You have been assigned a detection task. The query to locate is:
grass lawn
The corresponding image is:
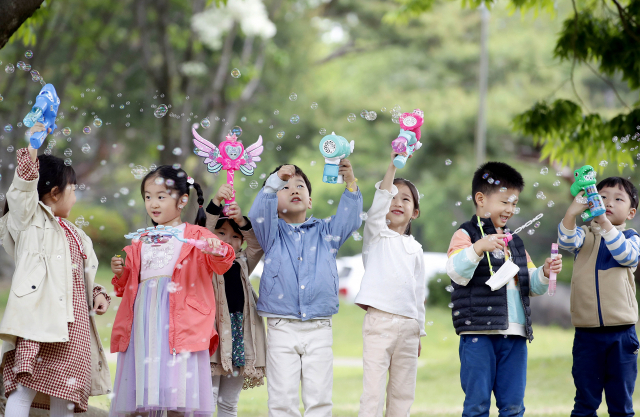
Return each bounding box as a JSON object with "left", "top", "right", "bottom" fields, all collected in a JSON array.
[{"left": 3, "top": 267, "right": 635, "bottom": 416}]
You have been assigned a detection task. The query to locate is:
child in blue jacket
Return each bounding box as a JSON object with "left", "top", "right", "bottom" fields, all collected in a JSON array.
[{"left": 249, "top": 162, "right": 362, "bottom": 417}]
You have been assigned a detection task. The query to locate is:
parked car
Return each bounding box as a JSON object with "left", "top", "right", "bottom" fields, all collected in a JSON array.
[{"left": 248, "top": 252, "right": 448, "bottom": 303}]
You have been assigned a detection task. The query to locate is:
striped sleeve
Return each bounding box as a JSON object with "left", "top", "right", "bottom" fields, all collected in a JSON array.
[
  {"left": 446, "top": 229, "right": 482, "bottom": 286},
  {"left": 601, "top": 228, "right": 640, "bottom": 268},
  {"left": 557, "top": 221, "right": 585, "bottom": 255},
  {"left": 524, "top": 249, "right": 548, "bottom": 296}
]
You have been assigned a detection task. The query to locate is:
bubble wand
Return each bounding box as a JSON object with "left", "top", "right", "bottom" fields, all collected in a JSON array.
[
  {"left": 391, "top": 109, "right": 424, "bottom": 168},
  {"left": 124, "top": 225, "right": 228, "bottom": 256},
  {"left": 548, "top": 243, "right": 558, "bottom": 296},
  {"left": 192, "top": 128, "right": 264, "bottom": 214}
]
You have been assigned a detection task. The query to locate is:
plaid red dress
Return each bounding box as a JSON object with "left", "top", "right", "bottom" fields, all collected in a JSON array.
[{"left": 2, "top": 148, "right": 110, "bottom": 412}]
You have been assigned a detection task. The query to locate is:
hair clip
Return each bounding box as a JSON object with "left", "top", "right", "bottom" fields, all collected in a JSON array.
[{"left": 187, "top": 176, "right": 195, "bottom": 185}]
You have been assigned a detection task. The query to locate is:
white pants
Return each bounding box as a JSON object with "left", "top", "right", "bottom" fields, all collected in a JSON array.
[
  {"left": 358, "top": 308, "right": 420, "bottom": 417},
  {"left": 211, "top": 370, "right": 244, "bottom": 417},
  {"left": 266, "top": 318, "right": 333, "bottom": 417}
]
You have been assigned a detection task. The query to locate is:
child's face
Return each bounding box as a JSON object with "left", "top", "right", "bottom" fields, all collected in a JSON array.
[
  {"left": 276, "top": 174, "right": 312, "bottom": 218},
  {"left": 215, "top": 221, "right": 243, "bottom": 254},
  {"left": 385, "top": 183, "right": 419, "bottom": 232},
  {"left": 475, "top": 188, "right": 520, "bottom": 229},
  {"left": 598, "top": 185, "right": 636, "bottom": 225},
  {"left": 54, "top": 184, "right": 77, "bottom": 218},
  {"left": 144, "top": 178, "right": 186, "bottom": 226}
]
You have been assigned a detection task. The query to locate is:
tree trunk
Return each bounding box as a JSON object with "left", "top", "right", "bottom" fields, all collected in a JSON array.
[{"left": 0, "top": 0, "right": 45, "bottom": 50}]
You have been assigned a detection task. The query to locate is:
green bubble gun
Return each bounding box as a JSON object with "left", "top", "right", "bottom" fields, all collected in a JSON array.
[{"left": 570, "top": 165, "right": 606, "bottom": 222}]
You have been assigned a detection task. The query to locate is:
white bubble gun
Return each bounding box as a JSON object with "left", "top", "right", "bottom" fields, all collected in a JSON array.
[{"left": 548, "top": 243, "right": 558, "bottom": 296}]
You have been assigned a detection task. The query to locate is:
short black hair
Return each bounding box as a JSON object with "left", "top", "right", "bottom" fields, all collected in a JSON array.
[
  {"left": 597, "top": 177, "right": 639, "bottom": 209},
  {"left": 214, "top": 217, "right": 245, "bottom": 242},
  {"left": 264, "top": 164, "right": 312, "bottom": 196},
  {"left": 471, "top": 162, "right": 525, "bottom": 206}
]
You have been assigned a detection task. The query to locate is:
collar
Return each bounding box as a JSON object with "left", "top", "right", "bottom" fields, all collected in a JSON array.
[{"left": 282, "top": 216, "right": 319, "bottom": 228}]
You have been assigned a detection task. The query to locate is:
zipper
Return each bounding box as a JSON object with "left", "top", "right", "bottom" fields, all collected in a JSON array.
[{"left": 595, "top": 238, "right": 605, "bottom": 326}]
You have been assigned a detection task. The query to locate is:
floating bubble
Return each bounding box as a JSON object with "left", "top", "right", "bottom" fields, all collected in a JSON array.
[
  {"left": 5, "top": 64, "right": 15, "bottom": 73},
  {"left": 276, "top": 145, "right": 282, "bottom": 151},
  {"left": 487, "top": 177, "right": 494, "bottom": 184},
  {"left": 533, "top": 182, "right": 539, "bottom": 187},
  {"left": 514, "top": 207, "right": 521, "bottom": 214},
  {"left": 131, "top": 165, "right": 149, "bottom": 179},
  {"left": 465, "top": 320, "right": 471, "bottom": 325},
  {"left": 7, "top": 146, "right": 14, "bottom": 152},
  {"left": 360, "top": 110, "right": 368, "bottom": 118},
  {"left": 231, "top": 126, "right": 242, "bottom": 136},
  {"left": 93, "top": 118, "right": 102, "bottom": 128},
  {"left": 534, "top": 221, "right": 541, "bottom": 228},
  {"left": 328, "top": 199, "right": 334, "bottom": 205},
  {"left": 172, "top": 147, "right": 182, "bottom": 156},
  {"left": 289, "top": 93, "right": 297, "bottom": 101},
  {"left": 352, "top": 231, "right": 363, "bottom": 241},
  {"left": 201, "top": 118, "right": 211, "bottom": 128},
  {"left": 231, "top": 68, "right": 241, "bottom": 78},
  {"left": 527, "top": 229, "right": 535, "bottom": 235},
  {"left": 25, "top": 50, "right": 33, "bottom": 59},
  {"left": 452, "top": 221, "right": 457, "bottom": 226},
  {"left": 445, "top": 285, "right": 454, "bottom": 293},
  {"left": 154, "top": 104, "right": 168, "bottom": 118},
  {"left": 365, "top": 111, "right": 377, "bottom": 121},
  {"left": 62, "top": 127, "right": 71, "bottom": 136},
  {"left": 448, "top": 302, "right": 454, "bottom": 308},
  {"left": 455, "top": 201, "right": 461, "bottom": 206},
  {"left": 311, "top": 102, "right": 318, "bottom": 109},
  {"left": 319, "top": 128, "right": 326, "bottom": 135},
  {"left": 536, "top": 191, "right": 546, "bottom": 200},
  {"left": 81, "top": 144, "right": 91, "bottom": 154},
  {"left": 347, "top": 113, "right": 356, "bottom": 123},
  {"left": 467, "top": 195, "right": 472, "bottom": 201},
  {"left": 290, "top": 114, "right": 300, "bottom": 124},
  {"left": 274, "top": 110, "right": 279, "bottom": 115},
  {"left": 64, "top": 158, "right": 72, "bottom": 166},
  {"left": 492, "top": 249, "right": 504, "bottom": 259},
  {"left": 445, "top": 159, "right": 452, "bottom": 166},
  {"left": 454, "top": 310, "right": 460, "bottom": 316},
  {"left": 547, "top": 200, "right": 555, "bottom": 207},
  {"left": 540, "top": 167, "right": 548, "bottom": 175},
  {"left": 575, "top": 196, "right": 588, "bottom": 204},
  {"left": 0, "top": 95, "right": 3, "bottom": 102},
  {"left": 3, "top": 124, "right": 12, "bottom": 132},
  {"left": 553, "top": 180, "right": 560, "bottom": 186},
  {"left": 83, "top": 126, "right": 91, "bottom": 134},
  {"left": 600, "top": 160, "right": 608, "bottom": 167},
  {"left": 64, "top": 148, "right": 72, "bottom": 157},
  {"left": 30, "top": 70, "right": 41, "bottom": 82},
  {"left": 249, "top": 180, "right": 259, "bottom": 189},
  {"left": 381, "top": 107, "right": 387, "bottom": 112},
  {"left": 277, "top": 131, "right": 285, "bottom": 139}
]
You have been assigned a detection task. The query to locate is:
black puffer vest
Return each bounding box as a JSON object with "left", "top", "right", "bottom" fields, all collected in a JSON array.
[{"left": 450, "top": 215, "right": 533, "bottom": 342}]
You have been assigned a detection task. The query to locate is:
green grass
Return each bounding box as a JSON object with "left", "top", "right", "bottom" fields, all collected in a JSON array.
[{"left": 4, "top": 267, "right": 636, "bottom": 416}]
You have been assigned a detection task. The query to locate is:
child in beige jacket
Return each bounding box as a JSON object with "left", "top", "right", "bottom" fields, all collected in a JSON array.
[{"left": 205, "top": 183, "right": 267, "bottom": 417}]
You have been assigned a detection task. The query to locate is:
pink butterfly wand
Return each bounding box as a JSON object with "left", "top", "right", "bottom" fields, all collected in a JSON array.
[{"left": 192, "top": 127, "right": 264, "bottom": 215}]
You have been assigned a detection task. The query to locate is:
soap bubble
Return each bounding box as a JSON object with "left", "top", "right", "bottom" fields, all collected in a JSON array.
[
  {"left": 30, "top": 70, "right": 41, "bottom": 82},
  {"left": 359, "top": 212, "right": 368, "bottom": 221},
  {"left": 445, "top": 285, "right": 454, "bottom": 293},
  {"left": 492, "top": 249, "right": 504, "bottom": 259},
  {"left": 487, "top": 178, "right": 494, "bottom": 184},
  {"left": 64, "top": 158, "right": 72, "bottom": 166},
  {"left": 536, "top": 191, "right": 546, "bottom": 200},
  {"left": 319, "top": 128, "right": 326, "bottom": 135},
  {"left": 273, "top": 110, "right": 279, "bottom": 115},
  {"left": 154, "top": 104, "right": 168, "bottom": 118},
  {"left": 599, "top": 160, "right": 608, "bottom": 167},
  {"left": 290, "top": 114, "right": 300, "bottom": 124},
  {"left": 365, "top": 111, "right": 377, "bottom": 121},
  {"left": 277, "top": 131, "right": 285, "bottom": 139},
  {"left": 201, "top": 118, "right": 211, "bottom": 129},
  {"left": 347, "top": 113, "right": 356, "bottom": 123},
  {"left": 445, "top": 159, "right": 452, "bottom": 166},
  {"left": 547, "top": 201, "right": 555, "bottom": 207},
  {"left": 575, "top": 196, "right": 588, "bottom": 204},
  {"left": 540, "top": 167, "right": 549, "bottom": 175},
  {"left": 0, "top": 95, "right": 3, "bottom": 102},
  {"left": 289, "top": 93, "right": 297, "bottom": 101},
  {"left": 448, "top": 302, "right": 454, "bottom": 308},
  {"left": 454, "top": 311, "right": 460, "bottom": 316},
  {"left": 499, "top": 187, "right": 507, "bottom": 193},
  {"left": 83, "top": 126, "right": 91, "bottom": 134},
  {"left": 467, "top": 195, "right": 472, "bottom": 201},
  {"left": 93, "top": 118, "right": 103, "bottom": 128},
  {"left": 64, "top": 148, "right": 72, "bottom": 157},
  {"left": 472, "top": 338, "right": 478, "bottom": 343},
  {"left": 455, "top": 201, "right": 461, "bottom": 206},
  {"left": 534, "top": 221, "right": 541, "bottom": 228},
  {"left": 514, "top": 207, "right": 520, "bottom": 214},
  {"left": 231, "top": 68, "right": 241, "bottom": 78},
  {"left": 311, "top": 102, "right": 318, "bottom": 109},
  {"left": 250, "top": 180, "right": 259, "bottom": 189},
  {"left": 120, "top": 105, "right": 125, "bottom": 109},
  {"left": 62, "top": 127, "right": 71, "bottom": 136},
  {"left": 100, "top": 196, "right": 107, "bottom": 203},
  {"left": 231, "top": 126, "right": 242, "bottom": 137},
  {"left": 5, "top": 64, "right": 14, "bottom": 73},
  {"left": 452, "top": 221, "right": 457, "bottom": 226},
  {"left": 81, "top": 144, "right": 90, "bottom": 154},
  {"left": 3, "top": 125, "right": 12, "bottom": 132},
  {"left": 465, "top": 320, "right": 471, "bottom": 325},
  {"left": 172, "top": 147, "right": 182, "bottom": 156},
  {"left": 25, "top": 50, "right": 33, "bottom": 59},
  {"left": 553, "top": 180, "right": 560, "bottom": 186},
  {"left": 527, "top": 229, "right": 535, "bottom": 235},
  {"left": 6, "top": 146, "right": 14, "bottom": 152},
  {"left": 131, "top": 165, "right": 149, "bottom": 179},
  {"left": 352, "top": 232, "right": 363, "bottom": 241},
  {"left": 276, "top": 145, "right": 282, "bottom": 151},
  {"left": 533, "top": 182, "right": 539, "bottom": 187}
]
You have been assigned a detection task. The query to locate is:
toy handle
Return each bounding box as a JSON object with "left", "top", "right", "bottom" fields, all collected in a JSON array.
[
  {"left": 188, "top": 238, "right": 228, "bottom": 256},
  {"left": 502, "top": 232, "right": 513, "bottom": 248},
  {"left": 223, "top": 170, "right": 237, "bottom": 215},
  {"left": 393, "top": 154, "right": 408, "bottom": 169},
  {"left": 548, "top": 243, "right": 558, "bottom": 296}
]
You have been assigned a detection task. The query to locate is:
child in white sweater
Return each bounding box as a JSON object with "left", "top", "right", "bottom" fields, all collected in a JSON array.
[{"left": 354, "top": 150, "right": 426, "bottom": 417}]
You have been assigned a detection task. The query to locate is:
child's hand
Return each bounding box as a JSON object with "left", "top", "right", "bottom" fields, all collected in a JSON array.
[
  {"left": 543, "top": 254, "right": 563, "bottom": 278},
  {"left": 226, "top": 202, "right": 248, "bottom": 227},
  {"left": 567, "top": 191, "right": 589, "bottom": 218},
  {"left": 111, "top": 255, "right": 124, "bottom": 278},
  {"left": 93, "top": 293, "right": 109, "bottom": 315},
  {"left": 473, "top": 234, "right": 507, "bottom": 256},
  {"left": 28, "top": 122, "right": 51, "bottom": 137},
  {"left": 390, "top": 149, "right": 407, "bottom": 163},
  {"left": 213, "top": 183, "right": 234, "bottom": 206},
  {"left": 201, "top": 237, "right": 224, "bottom": 256},
  {"left": 339, "top": 158, "right": 356, "bottom": 186},
  {"left": 277, "top": 165, "right": 296, "bottom": 181}
]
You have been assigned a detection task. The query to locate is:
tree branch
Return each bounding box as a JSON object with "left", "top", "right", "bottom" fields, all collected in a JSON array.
[
  {"left": 611, "top": 0, "right": 640, "bottom": 44},
  {"left": 570, "top": 0, "right": 589, "bottom": 112},
  {"left": 584, "top": 61, "right": 630, "bottom": 109},
  {"left": 0, "top": 0, "right": 45, "bottom": 50}
]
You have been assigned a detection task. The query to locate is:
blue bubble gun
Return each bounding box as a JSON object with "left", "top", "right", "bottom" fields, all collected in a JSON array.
[
  {"left": 318, "top": 132, "right": 355, "bottom": 184},
  {"left": 391, "top": 109, "right": 424, "bottom": 168},
  {"left": 22, "top": 84, "right": 60, "bottom": 149}
]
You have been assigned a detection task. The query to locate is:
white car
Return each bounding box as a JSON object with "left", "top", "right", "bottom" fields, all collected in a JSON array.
[
  {"left": 249, "top": 252, "right": 448, "bottom": 303},
  {"left": 337, "top": 252, "right": 448, "bottom": 303}
]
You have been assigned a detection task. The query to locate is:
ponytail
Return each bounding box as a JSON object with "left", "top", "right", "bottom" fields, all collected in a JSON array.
[{"left": 191, "top": 182, "right": 206, "bottom": 227}]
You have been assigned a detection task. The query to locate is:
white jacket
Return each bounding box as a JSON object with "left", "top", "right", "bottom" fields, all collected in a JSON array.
[
  {"left": 0, "top": 169, "right": 111, "bottom": 396},
  {"left": 354, "top": 181, "right": 426, "bottom": 336}
]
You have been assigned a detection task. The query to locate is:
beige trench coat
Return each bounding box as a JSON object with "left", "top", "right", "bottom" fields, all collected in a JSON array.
[
  {"left": 206, "top": 211, "right": 267, "bottom": 389},
  {"left": 0, "top": 170, "right": 111, "bottom": 399}
]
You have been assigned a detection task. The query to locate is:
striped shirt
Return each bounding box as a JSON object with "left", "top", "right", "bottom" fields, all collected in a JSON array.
[{"left": 558, "top": 222, "right": 640, "bottom": 268}]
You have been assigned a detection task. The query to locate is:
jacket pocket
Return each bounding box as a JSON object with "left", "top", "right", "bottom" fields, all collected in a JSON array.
[
  {"left": 186, "top": 296, "right": 211, "bottom": 315},
  {"left": 12, "top": 252, "right": 47, "bottom": 297}
]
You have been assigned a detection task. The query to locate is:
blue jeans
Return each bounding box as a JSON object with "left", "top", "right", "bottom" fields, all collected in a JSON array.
[
  {"left": 459, "top": 334, "right": 527, "bottom": 417},
  {"left": 571, "top": 326, "right": 639, "bottom": 417}
]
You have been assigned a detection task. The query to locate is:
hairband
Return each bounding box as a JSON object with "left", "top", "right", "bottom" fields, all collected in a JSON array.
[{"left": 187, "top": 176, "right": 194, "bottom": 185}]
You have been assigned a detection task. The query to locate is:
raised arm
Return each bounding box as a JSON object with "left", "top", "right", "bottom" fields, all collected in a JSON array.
[
  {"left": 7, "top": 147, "right": 40, "bottom": 232},
  {"left": 248, "top": 172, "right": 287, "bottom": 253}
]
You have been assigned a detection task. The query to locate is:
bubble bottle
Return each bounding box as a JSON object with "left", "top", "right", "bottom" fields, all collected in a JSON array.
[
  {"left": 548, "top": 243, "right": 558, "bottom": 296},
  {"left": 570, "top": 165, "right": 606, "bottom": 222},
  {"left": 23, "top": 84, "right": 60, "bottom": 149}
]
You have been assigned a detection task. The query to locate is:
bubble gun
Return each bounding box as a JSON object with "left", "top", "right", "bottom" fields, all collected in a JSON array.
[
  {"left": 548, "top": 243, "right": 558, "bottom": 296},
  {"left": 319, "top": 132, "right": 355, "bottom": 184},
  {"left": 570, "top": 165, "right": 606, "bottom": 222},
  {"left": 124, "top": 226, "right": 228, "bottom": 256},
  {"left": 192, "top": 128, "right": 263, "bottom": 215},
  {"left": 22, "top": 84, "right": 60, "bottom": 149},
  {"left": 391, "top": 109, "right": 424, "bottom": 168}
]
